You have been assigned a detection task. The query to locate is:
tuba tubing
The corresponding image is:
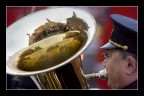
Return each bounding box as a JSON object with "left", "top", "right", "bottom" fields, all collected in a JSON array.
[
  {"left": 30, "top": 56, "right": 89, "bottom": 89},
  {"left": 30, "top": 56, "right": 107, "bottom": 89},
  {"left": 84, "top": 69, "right": 108, "bottom": 80}
]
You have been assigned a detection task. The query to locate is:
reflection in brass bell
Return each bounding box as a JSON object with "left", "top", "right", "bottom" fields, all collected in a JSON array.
[{"left": 17, "top": 31, "right": 86, "bottom": 71}]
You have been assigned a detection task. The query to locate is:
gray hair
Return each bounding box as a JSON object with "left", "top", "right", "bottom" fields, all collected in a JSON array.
[{"left": 118, "top": 49, "right": 137, "bottom": 60}]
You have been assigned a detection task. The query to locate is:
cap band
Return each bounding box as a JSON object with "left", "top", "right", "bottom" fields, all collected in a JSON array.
[{"left": 109, "top": 40, "right": 128, "bottom": 50}]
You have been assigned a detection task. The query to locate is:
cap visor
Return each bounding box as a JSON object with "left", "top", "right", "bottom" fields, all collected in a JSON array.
[{"left": 100, "top": 42, "right": 117, "bottom": 50}]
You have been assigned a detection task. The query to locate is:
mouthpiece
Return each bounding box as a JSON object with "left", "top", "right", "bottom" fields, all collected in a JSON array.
[{"left": 84, "top": 69, "right": 108, "bottom": 80}]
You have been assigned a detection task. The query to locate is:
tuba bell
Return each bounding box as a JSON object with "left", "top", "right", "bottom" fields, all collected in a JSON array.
[{"left": 6, "top": 7, "right": 107, "bottom": 89}]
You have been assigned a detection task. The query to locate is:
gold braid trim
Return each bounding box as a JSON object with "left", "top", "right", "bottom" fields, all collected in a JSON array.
[{"left": 109, "top": 40, "right": 128, "bottom": 50}]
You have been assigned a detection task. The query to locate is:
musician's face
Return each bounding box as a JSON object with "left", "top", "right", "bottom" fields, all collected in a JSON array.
[{"left": 102, "top": 50, "right": 128, "bottom": 89}]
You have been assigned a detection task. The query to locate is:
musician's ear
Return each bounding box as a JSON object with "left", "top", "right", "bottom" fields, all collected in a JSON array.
[{"left": 125, "top": 56, "right": 137, "bottom": 75}]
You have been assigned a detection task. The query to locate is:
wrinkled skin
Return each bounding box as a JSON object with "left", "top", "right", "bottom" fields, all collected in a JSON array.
[{"left": 102, "top": 50, "right": 137, "bottom": 89}]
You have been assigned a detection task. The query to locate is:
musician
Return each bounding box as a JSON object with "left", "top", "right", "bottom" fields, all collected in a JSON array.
[{"left": 100, "top": 14, "right": 137, "bottom": 89}]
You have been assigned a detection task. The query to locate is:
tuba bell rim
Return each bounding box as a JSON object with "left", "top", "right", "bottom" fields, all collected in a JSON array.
[{"left": 6, "top": 7, "right": 97, "bottom": 76}]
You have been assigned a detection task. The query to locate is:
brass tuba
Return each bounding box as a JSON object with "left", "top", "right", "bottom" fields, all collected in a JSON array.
[{"left": 6, "top": 7, "right": 107, "bottom": 89}]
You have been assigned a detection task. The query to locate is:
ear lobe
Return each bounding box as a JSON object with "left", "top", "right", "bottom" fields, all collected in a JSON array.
[{"left": 126, "top": 56, "right": 137, "bottom": 75}]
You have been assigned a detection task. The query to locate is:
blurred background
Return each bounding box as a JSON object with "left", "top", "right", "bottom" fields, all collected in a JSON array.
[{"left": 6, "top": 6, "right": 137, "bottom": 90}]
